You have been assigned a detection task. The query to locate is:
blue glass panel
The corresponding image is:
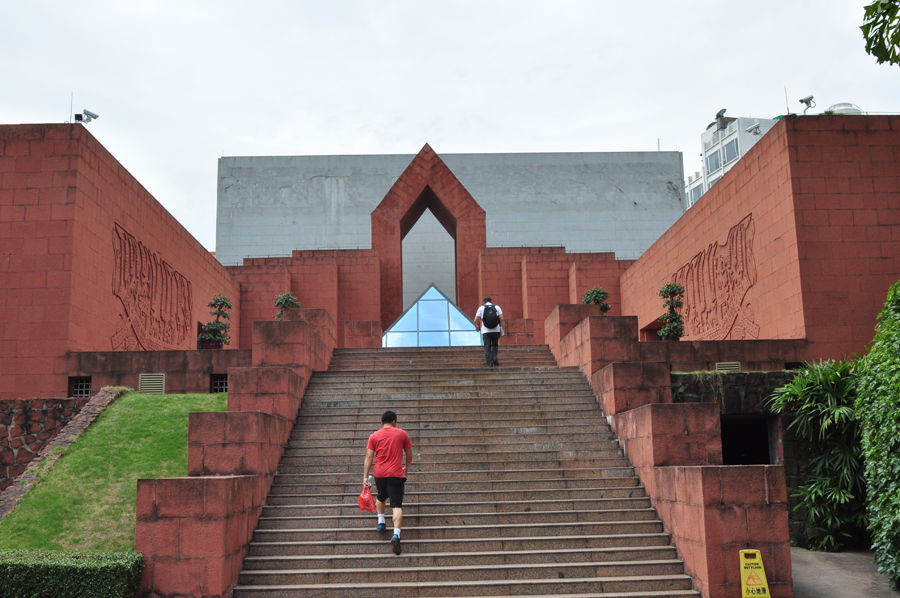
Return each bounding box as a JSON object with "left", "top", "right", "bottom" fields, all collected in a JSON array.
[
  {"left": 450, "top": 330, "right": 482, "bottom": 346},
  {"left": 449, "top": 306, "right": 475, "bottom": 330},
  {"left": 384, "top": 332, "right": 417, "bottom": 347},
  {"left": 418, "top": 300, "right": 448, "bottom": 331},
  {"left": 420, "top": 287, "right": 443, "bottom": 300},
  {"left": 419, "top": 331, "right": 450, "bottom": 347},
  {"left": 390, "top": 306, "right": 418, "bottom": 332}
]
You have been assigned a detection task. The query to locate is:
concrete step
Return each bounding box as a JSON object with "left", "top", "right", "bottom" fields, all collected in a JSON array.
[
  {"left": 238, "top": 558, "right": 686, "bottom": 585},
  {"left": 246, "top": 531, "right": 675, "bottom": 556},
  {"left": 241, "top": 544, "right": 678, "bottom": 570},
  {"left": 294, "top": 411, "right": 605, "bottom": 426},
  {"left": 272, "top": 466, "right": 635, "bottom": 484},
  {"left": 263, "top": 496, "right": 649, "bottom": 515},
  {"left": 264, "top": 486, "right": 647, "bottom": 507},
  {"left": 232, "top": 574, "right": 695, "bottom": 597},
  {"left": 261, "top": 498, "right": 653, "bottom": 519},
  {"left": 253, "top": 520, "right": 664, "bottom": 543},
  {"left": 267, "top": 477, "right": 640, "bottom": 495},
  {"left": 285, "top": 434, "right": 617, "bottom": 450},
  {"left": 275, "top": 457, "right": 633, "bottom": 474},
  {"left": 293, "top": 422, "right": 612, "bottom": 437},
  {"left": 282, "top": 441, "right": 621, "bottom": 458},
  {"left": 256, "top": 508, "right": 660, "bottom": 530}
]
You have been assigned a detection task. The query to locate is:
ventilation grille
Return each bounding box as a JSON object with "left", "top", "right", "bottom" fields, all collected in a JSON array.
[
  {"left": 715, "top": 362, "right": 741, "bottom": 372},
  {"left": 139, "top": 373, "right": 166, "bottom": 394}
]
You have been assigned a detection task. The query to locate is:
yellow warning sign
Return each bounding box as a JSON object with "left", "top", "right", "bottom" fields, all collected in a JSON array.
[{"left": 740, "top": 549, "right": 771, "bottom": 597}]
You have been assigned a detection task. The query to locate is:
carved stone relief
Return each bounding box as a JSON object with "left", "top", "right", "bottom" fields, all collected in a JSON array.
[
  {"left": 111, "top": 224, "right": 193, "bottom": 350},
  {"left": 673, "top": 213, "right": 759, "bottom": 340}
]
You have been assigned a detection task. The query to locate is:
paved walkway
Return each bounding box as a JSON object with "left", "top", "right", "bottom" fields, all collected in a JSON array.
[{"left": 792, "top": 547, "right": 899, "bottom": 597}]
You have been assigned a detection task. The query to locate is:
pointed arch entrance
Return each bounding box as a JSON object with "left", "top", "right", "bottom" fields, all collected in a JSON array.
[{"left": 371, "top": 144, "right": 486, "bottom": 330}]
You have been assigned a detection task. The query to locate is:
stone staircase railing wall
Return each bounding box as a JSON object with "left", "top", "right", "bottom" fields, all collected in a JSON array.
[
  {"left": 546, "top": 305, "right": 807, "bottom": 598},
  {"left": 135, "top": 309, "right": 336, "bottom": 598}
]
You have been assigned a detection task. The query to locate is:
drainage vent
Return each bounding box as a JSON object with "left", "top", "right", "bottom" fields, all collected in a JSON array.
[
  {"left": 715, "top": 362, "right": 741, "bottom": 372},
  {"left": 139, "top": 373, "right": 166, "bottom": 394}
]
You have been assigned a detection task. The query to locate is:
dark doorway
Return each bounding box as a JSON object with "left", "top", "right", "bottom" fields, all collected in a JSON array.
[{"left": 721, "top": 416, "right": 772, "bottom": 465}]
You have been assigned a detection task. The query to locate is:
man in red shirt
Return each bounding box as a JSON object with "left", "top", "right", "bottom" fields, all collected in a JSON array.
[{"left": 363, "top": 410, "right": 413, "bottom": 555}]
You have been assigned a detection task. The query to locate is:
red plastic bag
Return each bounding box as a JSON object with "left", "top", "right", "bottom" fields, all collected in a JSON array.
[{"left": 358, "top": 485, "right": 376, "bottom": 511}]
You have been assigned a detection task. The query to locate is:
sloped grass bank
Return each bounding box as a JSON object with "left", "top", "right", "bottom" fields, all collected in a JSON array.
[{"left": 0, "top": 392, "right": 226, "bottom": 552}]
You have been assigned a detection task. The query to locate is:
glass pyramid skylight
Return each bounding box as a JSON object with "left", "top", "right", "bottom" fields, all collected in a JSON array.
[{"left": 382, "top": 284, "right": 483, "bottom": 347}]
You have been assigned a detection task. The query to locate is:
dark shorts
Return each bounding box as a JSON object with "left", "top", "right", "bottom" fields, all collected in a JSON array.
[{"left": 374, "top": 476, "right": 406, "bottom": 507}]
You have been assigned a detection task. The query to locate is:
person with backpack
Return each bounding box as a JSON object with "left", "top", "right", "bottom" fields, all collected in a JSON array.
[{"left": 474, "top": 297, "right": 503, "bottom": 368}]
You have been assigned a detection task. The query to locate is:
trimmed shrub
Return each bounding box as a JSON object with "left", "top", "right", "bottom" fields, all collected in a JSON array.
[
  {"left": 857, "top": 280, "right": 900, "bottom": 586},
  {"left": 768, "top": 360, "right": 866, "bottom": 551},
  {"left": 657, "top": 282, "right": 685, "bottom": 339},
  {"left": 0, "top": 549, "right": 142, "bottom": 598},
  {"left": 582, "top": 287, "right": 611, "bottom": 314},
  {"left": 198, "top": 295, "right": 233, "bottom": 346},
  {"left": 275, "top": 292, "right": 301, "bottom": 320}
]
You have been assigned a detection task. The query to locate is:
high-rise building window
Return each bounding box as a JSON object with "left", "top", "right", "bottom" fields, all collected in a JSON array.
[
  {"left": 724, "top": 139, "right": 739, "bottom": 164},
  {"left": 707, "top": 150, "right": 722, "bottom": 173}
]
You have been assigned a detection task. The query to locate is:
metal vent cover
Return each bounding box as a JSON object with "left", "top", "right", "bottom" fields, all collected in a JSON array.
[
  {"left": 139, "top": 373, "right": 166, "bottom": 394},
  {"left": 715, "top": 362, "right": 741, "bottom": 372}
]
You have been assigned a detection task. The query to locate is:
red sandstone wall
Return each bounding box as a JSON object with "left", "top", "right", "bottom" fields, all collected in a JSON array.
[
  {"left": 0, "top": 124, "right": 241, "bottom": 399},
  {"left": 229, "top": 251, "right": 378, "bottom": 349},
  {"left": 621, "top": 117, "right": 802, "bottom": 345},
  {"left": 1, "top": 126, "right": 78, "bottom": 399},
  {"left": 480, "top": 248, "right": 633, "bottom": 345},
  {"left": 568, "top": 253, "right": 633, "bottom": 312},
  {"left": 788, "top": 116, "right": 900, "bottom": 358},
  {"left": 620, "top": 115, "right": 900, "bottom": 361}
]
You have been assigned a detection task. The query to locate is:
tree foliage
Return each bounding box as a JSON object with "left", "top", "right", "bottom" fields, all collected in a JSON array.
[
  {"left": 768, "top": 360, "right": 867, "bottom": 551},
  {"left": 857, "top": 279, "right": 900, "bottom": 586},
  {"left": 862, "top": 0, "right": 900, "bottom": 66}
]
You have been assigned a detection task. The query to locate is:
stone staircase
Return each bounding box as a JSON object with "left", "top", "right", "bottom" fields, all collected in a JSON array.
[{"left": 233, "top": 346, "right": 699, "bottom": 597}]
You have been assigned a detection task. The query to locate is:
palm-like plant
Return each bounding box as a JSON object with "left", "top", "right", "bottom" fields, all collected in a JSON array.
[{"left": 768, "top": 360, "right": 866, "bottom": 551}]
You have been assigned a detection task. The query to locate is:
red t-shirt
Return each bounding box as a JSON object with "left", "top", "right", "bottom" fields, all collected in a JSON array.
[{"left": 367, "top": 426, "right": 412, "bottom": 478}]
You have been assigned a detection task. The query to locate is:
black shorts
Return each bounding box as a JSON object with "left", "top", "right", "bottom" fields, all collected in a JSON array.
[{"left": 374, "top": 476, "right": 406, "bottom": 507}]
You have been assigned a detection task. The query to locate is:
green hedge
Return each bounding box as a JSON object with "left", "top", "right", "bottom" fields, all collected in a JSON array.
[
  {"left": 0, "top": 550, "right": 142, "bottom": 598},
  {"left": 857, "top": 280, "right": 900, "bottom": 587}
]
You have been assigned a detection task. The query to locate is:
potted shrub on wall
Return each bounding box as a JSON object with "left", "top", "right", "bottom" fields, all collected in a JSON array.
[
  {"left": 582, "top": 286, "right": 611, "bottom": 315},
  {"left": 198, "top": 295, "right": 232, "bottom": 349},
  {"left": 657, "top": 282, "right": 685, "bottom": 340},
  {"left": 275, "top": 292, "right": 301, "bottom": 320}
]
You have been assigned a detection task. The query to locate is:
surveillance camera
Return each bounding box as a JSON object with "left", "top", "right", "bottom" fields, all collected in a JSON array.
[
  {"left": 745, "top": 124, "right": 762, "bottom": 135},
  {"left": 799, "top": 95, "right": 814, "bottom": 105},
  {"left": 82, "top": 110, "right": 99, "bottom": 120}
]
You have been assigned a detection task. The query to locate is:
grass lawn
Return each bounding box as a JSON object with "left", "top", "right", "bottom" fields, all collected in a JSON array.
[{"left": 0, "top": 392, "right": 226, "bottom": 552}]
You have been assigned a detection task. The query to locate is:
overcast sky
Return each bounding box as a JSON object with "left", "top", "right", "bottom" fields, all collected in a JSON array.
[{"left": 3, "top": 1, "right": 898, "bottom": 250}]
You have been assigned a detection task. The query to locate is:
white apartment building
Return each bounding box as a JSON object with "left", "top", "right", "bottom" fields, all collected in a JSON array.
[{"left": 685, "top": 113, "right": 779, "bottom": 208}]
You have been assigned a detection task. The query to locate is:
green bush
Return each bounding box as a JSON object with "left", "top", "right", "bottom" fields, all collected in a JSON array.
[
  {"left": 582, "top": 287, "right": 611, "bottom": 314},
  {"left": 0, "top": 550, "right": 142, "bottom": 598},
  {"left": 768, "top": 360, "right": 867, "bottom": 551},
  {"left": 857, "top": 279, "right": 900, "bottom": 586}
]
